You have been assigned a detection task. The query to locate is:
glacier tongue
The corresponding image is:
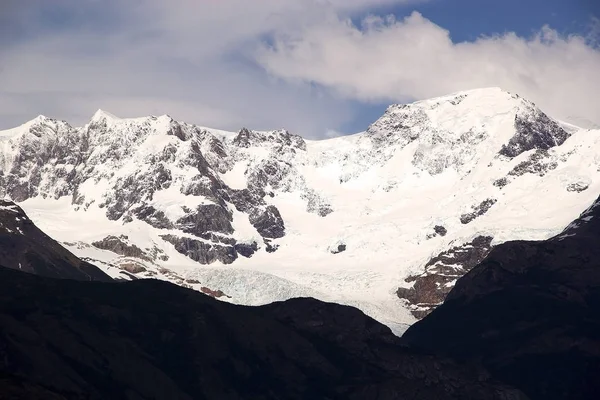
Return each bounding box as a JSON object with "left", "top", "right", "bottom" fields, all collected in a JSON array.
[{"left": 2, "top": 87, "right": 600, "bottom": 331}]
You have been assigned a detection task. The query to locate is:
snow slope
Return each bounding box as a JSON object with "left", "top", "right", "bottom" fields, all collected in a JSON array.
[{"left": 2, "top": 87, "right": 599, "bottom": 334}]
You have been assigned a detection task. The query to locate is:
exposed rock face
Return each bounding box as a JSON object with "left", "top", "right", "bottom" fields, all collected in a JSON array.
[
  {"left": 330, "top": 243, "right": 347, "bottom": 254},
  {"left": 492, "top": 177, "right": 509, "bottom": 188},
  {"left": 460, "top": 199, "right": 497, "bottom": 224},
  {"left": 434, "top": 225, "right": 448, "bottom": 236},
  {"left": 119, "top": 261, "right": 147, "bottom": 274},
  {"left": 265, "top": 240, "right": 279, "bottom": 253},
  {"left": 233, "top": 128, "right": 306, "bottom": 151},
  {"left": 92, "top": 235, "right": 149, "bottom": 260},
  {"left": 249, "top": 205, "right": 285, "bottom": 239},
  {"left": 567, "top": 181, "right": 590, "bottom": 192},
  {"left": 397, "top": 236, "right": 494, "bottom": 318},
  {"left": 427, "top": 225, "right": 448, "bottom": 239},
  {"left": 367, "top": 98, "right": 490, "bottom": 176},
  {"left": 0, "top": 200, "right": 111, "bottom": 282},
  {"left": 403, "top": 198, "right": 600, "bottom": 400},
  {"left": 499, "top": 102, "right": 570, "bottom": 158},
  {"left": 91, "top": 235, "right": 169, "bottom": 266},
  {"left": 0, "top": 266, "right": 526, "bottom": 400},
  {"left": 509, "top": 149, "right": 558, "bottom": 177},
  {"left": 233, "top": 241, "right": 258, "bottom": 258},
  {"left": 200, "top": 286, "right": 230, "bottom": 298},
  {"left": 494, "top": 146, "right": 572, "bottom": 189},
  {"left": 0, "top": 115, "right": 298, "bottom": 265},
  {"left": 367, "top": 104, "right": 428, "bottom": 149},
  {"left": 161, "top": 234, "right": 238, "bottom": 264},
  {"left": 176, "top": 204, "right": 234, "bottom": 236}
]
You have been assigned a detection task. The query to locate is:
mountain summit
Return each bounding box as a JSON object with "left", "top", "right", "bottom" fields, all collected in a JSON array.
[{"left": 1, "top": 87, "right": 599, "bottom": 330}]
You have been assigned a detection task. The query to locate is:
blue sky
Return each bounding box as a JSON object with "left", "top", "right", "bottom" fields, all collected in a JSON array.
[
  {"left": 390, "top": 0, "right": 598, "bottom": 40},
  {"left": 0, "top": 0, "right": 598, "bottom": 137}
]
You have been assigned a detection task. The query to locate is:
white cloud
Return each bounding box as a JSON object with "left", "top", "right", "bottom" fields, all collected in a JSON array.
[
  {"left": 1, "top": 1, "right": 598, "bottom": 139},
  {"left": 256, "top": 11, "right": 600, "bottom": 127},
  {"left": 0, "top": 0, "right": 423, "bottom": 137}
]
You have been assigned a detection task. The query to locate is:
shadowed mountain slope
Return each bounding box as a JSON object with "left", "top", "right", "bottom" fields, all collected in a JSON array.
[
  {"left": 0, "top": 200, "right": 111, "bottom": 281},
  {"left": 0, "top": 266, "right": 523, "bottom": 400},
  {"left": 403, "top": 196, "right": 600, "bottom": 400}
]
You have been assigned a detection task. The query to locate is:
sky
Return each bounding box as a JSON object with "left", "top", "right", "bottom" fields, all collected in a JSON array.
[{"left": 0, "top": 0, "right": 598, "bottom": 138}]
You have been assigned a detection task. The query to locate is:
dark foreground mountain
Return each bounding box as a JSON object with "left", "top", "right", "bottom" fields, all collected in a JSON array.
[
  {"left": 0, "top": 266, "right": 523, "bottom": 400},
  {"left": 404, "top": 197, "right": 600, "bottom": 400},
  {"left": 0, "top": 200, "right": 111, "bottom": 281}
]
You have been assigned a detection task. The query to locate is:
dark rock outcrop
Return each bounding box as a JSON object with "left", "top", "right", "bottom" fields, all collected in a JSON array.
[
  {"left": 0, "top": 200, "right": 111, "bottom": 282},
  {"left": 404, "top": 198, "right": 600, "bottom": 400},
  {"left": 0, "top": 266, "right": 526, "bottom": 400},
  {"left": 567, "top": 181, "right": 590, "bottom": 193},
  {"left": 161, "top": 234, "right": 238, "bottom": 264},
  {"left": 460, "top": 198, "right": 497, "bottom": 224},
  {"left": 176, "top": 204, "right": 234, "bottom": 236},
  {"left": 499, "top": 105, "right": 570, "bottom": 158},
  {"left": 249, "top": 205, "right": 286, "bottom": 239},
  {"left": 200, "top": 286, "right": 230, "bottom": 298},
  {"left": 119, "top": 261, "right": 147, "bottom": 274},
  {"left": 397, "top": 236, "right": 494, "bottom": 318},
  {"left": 508, "top": 149, "right": 558, "bottom": 177},
  {"left": 331, "top": 243, "right": 347, "bottom": 254},
  {"left": 493, "top": 177, "right": 509, "bottom": 188},
  {"left": 92, "top": 235, "right": 149, "bottom": 260},
  {"left": 434, "top": 225, "right": 448, "bottom": 236},
  {"left": 265, "top": 239, "right": 280, "bottom": 253},
  {"left": 233, "top": 241, "right": 258, "bottom": 258},
  {"left": 233, "top": 128, "right": 306, "bottom": 151}
]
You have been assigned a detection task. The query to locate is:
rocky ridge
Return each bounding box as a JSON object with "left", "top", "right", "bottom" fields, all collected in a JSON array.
[
  {"left": 2, "top": 87, "right": 600, "bottom": 328},
  {"left": 397, "top": 236, "right": 494, "bottom": 318}
]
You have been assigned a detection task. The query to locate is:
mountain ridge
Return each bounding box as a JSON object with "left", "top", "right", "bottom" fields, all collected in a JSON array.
[{"left": 1, "top": 86, "right": 599, "bottom": 331}]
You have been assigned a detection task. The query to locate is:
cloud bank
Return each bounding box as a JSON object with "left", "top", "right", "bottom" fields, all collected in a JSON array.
[
  {"left": 1, "top": 1, "right": 598, "bottom": 138},
  {"left": 256, "top": 11, "right": 600, "bottom": 128}
]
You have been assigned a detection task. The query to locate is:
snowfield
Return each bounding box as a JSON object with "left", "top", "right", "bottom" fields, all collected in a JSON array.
[{"left": 3, "top": 87, "right": 600, "bottom": 334}]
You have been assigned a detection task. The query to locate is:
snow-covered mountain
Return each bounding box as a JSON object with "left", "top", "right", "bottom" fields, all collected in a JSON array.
[{"left": 2, "top": 87, "right": 599, "bottom": 333}]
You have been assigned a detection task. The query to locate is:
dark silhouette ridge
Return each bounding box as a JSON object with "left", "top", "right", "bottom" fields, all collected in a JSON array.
[
  {"left": 404, "top": 196, "right": 600, "bottom": 400},
  {"left": 0, "top": 200, "right": 111, "bottom": 282},
  {"left": 0, "top": 266, "right": 523, "bottom": 400}
]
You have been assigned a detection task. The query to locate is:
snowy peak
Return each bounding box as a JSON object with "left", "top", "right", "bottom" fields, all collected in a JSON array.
[
  {"left": 364, "top": 87, "right": 571, "bottom": 175},
  {"left": 500, "top": 99, "right": 569, "bottom": 158},
  {"left": 0, "top": 115, "right": 67, "bottom": 141},
  {"left": 90, "top": 109, "right": 120, "bottom": 123}
]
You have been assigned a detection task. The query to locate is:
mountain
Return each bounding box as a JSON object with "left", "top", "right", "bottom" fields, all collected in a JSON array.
[
  {"left": 0, "top": 200, "right": 111, "bottom": 281},
  {"left": 403, "top": 194, "right": 600, "bottom": 400},
  {"left": 0, "top": 266, "right": 525, "bottom": 400},
  {"left": 2, "top": 87, "right": 600, "bottom": 331}
]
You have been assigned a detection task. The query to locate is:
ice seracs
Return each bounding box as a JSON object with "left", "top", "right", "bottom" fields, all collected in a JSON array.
[{"left": 2, "top": 87, "right": 600, "bottom": 333}]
